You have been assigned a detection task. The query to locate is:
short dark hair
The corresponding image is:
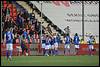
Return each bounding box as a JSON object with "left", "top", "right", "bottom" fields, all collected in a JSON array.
[
  {"left": 66, "top": 33, "right": 69, "bottom": 36},
  {"left": 75, "top": 33, "right": 78, "bottom": 36}
]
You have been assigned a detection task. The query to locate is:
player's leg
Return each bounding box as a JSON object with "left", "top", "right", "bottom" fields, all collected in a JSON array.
[
  {"left": 45, "top": 45, "right": 49, "bottom": 56},
  {"left": 88, "top": 45, "right": 93, "bottom": 56},
  {"left": 88, "top": 45, "right": 91, "bottom": 55},
  {"left": 67, "top": 44, "right": 70, "bottom": 55},
  {"left": 91, "top": 45, "right": 94, "bottom": 55},
  {"left": 42, "top": 43, "right": 45, "bottom": 56},
  {"left": 54, "top": 43, "right": 58, "bottom": 55},
  {"left": 64, "top": 45, "right": 66, "bottom": 55},
  {"left": 9, "top": 44, "right": 13, "bottom": 60},
  {"left": 75, "top": 45, "right": 79, "bottom": 55},
  {"left": 6, "top": 44, "right": 9, "bottom": 60},
  {"left": 6, "top": 50, "right": 9, "bottom": 60},
  {"left": 25, "top": 47, "right": 28, "bottom": 56},
  {"left": 76, "top": 45, "right": 79, "bottom": 55},
  {"left": 21, "top": 47, "right": 25, "bottom": 55},
  {"left": 51, "top": 45, "right": 54, "bottom": 56},
  {"left": 48, "top": 45, "right": 51, "bottom": 55}
]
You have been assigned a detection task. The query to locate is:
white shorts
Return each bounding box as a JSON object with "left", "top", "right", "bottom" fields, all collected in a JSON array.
[
  {"left": 49, "top": 45, "right": 51, "bottom": 49},
  {"left": 65, "top": 44, "right": 70, "bottom": 49},
  {"left": 88, "top": 45, "right": 94, "bottom": 49},
  {"left": 42, "top": 43, "right": 45, "bottom": 48},
  {"left": 54, "top": 42, "right": 58, "bottom": 48},
  {"left": 51, "top": 45, "right": 55, "bottom": 49},
  {"left": 75, "top": 45, "right": 79, "bottom": 48},
  {"left": 45, "top": 45, "right": 51, "bottom": 50},
  {"left": 6, "top": 43, "right": 13, "bottom": 50}
]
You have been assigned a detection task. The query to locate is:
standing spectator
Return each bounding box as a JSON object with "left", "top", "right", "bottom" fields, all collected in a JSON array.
[
  {"left": 16, "top": 13, "right": 23, "bottom": 29},
  {"left": 64, "top": 26, "right": 70, "bottom": 35},
  {"left": 46, "top": 25, "right": 52, "bottom": 34},
  {"left": 29, "top": 26, "right": 35, "bottom": 44},
  {"left": 5, "top": 5, "right": 10, "bottom": 18},
  {"left": 4, "top": 16, "right": 11, "bottom": 30},
  {"left": 9, "top": 18, "right": 15, "bottom": 32}
]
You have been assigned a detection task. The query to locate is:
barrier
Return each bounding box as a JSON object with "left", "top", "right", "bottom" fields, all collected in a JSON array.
[
  {"left": 1, "top": 43, "right": 99, "bottom": 56},
  {"left": 79, "top": 44, "right": 99, "bottom": 55},
  {"left": 1, "top": 44, "right": 31, "bottom": 56}
]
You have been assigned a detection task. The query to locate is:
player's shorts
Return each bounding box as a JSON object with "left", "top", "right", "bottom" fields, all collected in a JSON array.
[
  {"left": 45, "top": 45, "right": 51, "bottom": 50},
  {"left": 6, "top": 43, "right": 13, "bottom": 50},
  {"left": 54, "top": 42, "right": 58, "bottom": 48},
  {"left": 65, "top": 44, "right": 70, "bottom": 49},
  {"left": 51, "top": 45, "right": 55, "bottom": 49},
  {"left": 88, "top": 45, "right": 94, "bottom": 49},
  {"left": 75, "top": 45, "right": 79, "bottom": 49},
  {"left": 49, "top": 45, "right": 52, "bottom": 49},
  {"left": 42, "top": 43, "right": 45, "bottom": 48}
]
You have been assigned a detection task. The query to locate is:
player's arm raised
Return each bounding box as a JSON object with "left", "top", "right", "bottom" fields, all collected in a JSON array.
[{"left": 3, "top": 34, "right": 6, "bottom": 47}]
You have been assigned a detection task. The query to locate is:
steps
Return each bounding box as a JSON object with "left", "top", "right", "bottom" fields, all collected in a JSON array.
[
  {"left": 16, "top": 1, "right": 32, "bottom": 13},
  {"left": 16, "top": 1, "right": 60, "bottom": 36}
]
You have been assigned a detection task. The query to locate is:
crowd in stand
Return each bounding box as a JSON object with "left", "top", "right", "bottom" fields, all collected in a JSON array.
[{"left": 2, "top": 1, "right": 41, "bottom": 44}]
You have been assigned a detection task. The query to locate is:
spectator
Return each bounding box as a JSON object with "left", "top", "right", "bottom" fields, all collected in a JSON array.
[
  {"left": 46, "top": 25, "right": 52, "bottom": 34},
  {"left": 4, "top": 16, "right": 11, "bottom": 30},
  {"left": 29, "top": 26, "right": 35, "bottom": 44},
  {"left": 5, "top": 5, "right": 10, "bottom": 18},
  {"left": 9, "top": 18, "right": 16, "bottom": 32},
  {"left": 64, "top": 26, "right": 70, "bottom": 35},
  {"left": 16, "top": 13, "right": 24, "bottom": 29}
]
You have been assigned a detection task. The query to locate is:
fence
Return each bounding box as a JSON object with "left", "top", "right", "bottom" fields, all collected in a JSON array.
[{"left": 1, "top": 43, "right": 99, "bottom": 56}]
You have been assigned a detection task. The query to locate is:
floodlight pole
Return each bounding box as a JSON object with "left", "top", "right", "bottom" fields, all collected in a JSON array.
[
  {"left": 82, "top": 1, "right": 84, "bottom": 41},
  {"left": 40, "top": 1, "right": 43, "bottom": 46}
]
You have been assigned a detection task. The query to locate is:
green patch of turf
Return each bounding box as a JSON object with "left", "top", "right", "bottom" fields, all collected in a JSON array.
[{"left": 1, "top": 55, "right": 99, "bottom": 66}]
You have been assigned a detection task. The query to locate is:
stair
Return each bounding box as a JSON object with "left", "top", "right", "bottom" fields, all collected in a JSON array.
[
  {"left": 16, "top": 1, "right": 32, "bottom": 13},
  {"left": 16, "top": 1, "right": 61, "bottom": 36}
]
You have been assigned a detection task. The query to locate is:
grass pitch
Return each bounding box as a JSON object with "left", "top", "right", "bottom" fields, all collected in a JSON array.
[{"left": 1, "top": 55, "right": 99, "bottom": 66}]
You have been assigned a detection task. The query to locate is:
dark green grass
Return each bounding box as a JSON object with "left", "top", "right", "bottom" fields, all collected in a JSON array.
[{"left": 1, "top": 55, "right": 99, "bottom": 66}]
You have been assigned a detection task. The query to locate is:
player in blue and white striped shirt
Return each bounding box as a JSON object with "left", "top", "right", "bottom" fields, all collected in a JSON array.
[
  {"left": 73, "top": 33, "right": 80, "bottom": 55},
  {"left": 64, "top": 33, "right": 71, "bottom": 55},
  {"left": 4, "top": 28, "right": 14, "bottom": 60},
  {"left": 87, "top": 35, "right": 95, "bottom": 56}
]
